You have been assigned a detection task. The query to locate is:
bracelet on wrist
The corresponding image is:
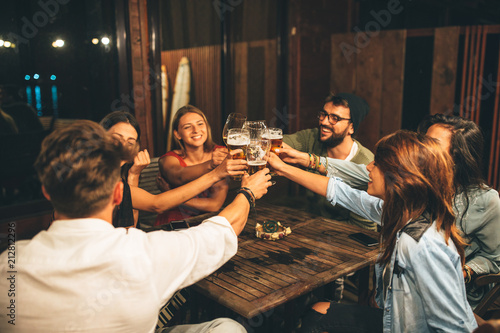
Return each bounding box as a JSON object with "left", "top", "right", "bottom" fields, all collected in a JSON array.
[
  {"left": 464, "top": 265, "right": 475, "bottom": 284},
  {"left": 240, "top": 187, "right": 256, "bottom": 201},
  {"left": 237, "top": 188, "right": 255, "bottom": 208}
]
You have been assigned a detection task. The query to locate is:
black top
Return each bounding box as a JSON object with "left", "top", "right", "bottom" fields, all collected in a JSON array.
[{"left": 112, "top": 177, "right": 134, "bottom": 228}]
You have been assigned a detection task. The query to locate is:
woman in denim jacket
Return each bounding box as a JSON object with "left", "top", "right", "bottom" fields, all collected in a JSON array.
[
  {"left": 269, "top": 130, "right": 477, "bottom": 332},
  {"left": 278, "top": 114, "right": 500, "bottom": 310}
]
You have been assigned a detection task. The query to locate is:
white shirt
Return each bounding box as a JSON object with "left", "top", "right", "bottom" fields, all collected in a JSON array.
[
  {"left": 0, "top": 216, "right": 237, "bottom": 333},
  {"left": 344, "top": 140, "right": 359, "bottom": 162}
]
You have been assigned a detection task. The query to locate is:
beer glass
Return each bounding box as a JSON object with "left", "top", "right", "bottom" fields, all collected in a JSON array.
[
  {"left": 222, "top": 113, "right": 246, "bottom": 145},
  {"left": 246, "top": 123, "right": 270, "bottom": 175},
  {"left": 267, "top": 128, "right": 283, "bottom": 153},
  {"left": 227, "top": 128, "right": 250, "bottom": 180},
  {"left": 263, "top": 127, "right": 282, "bottom": 175}
]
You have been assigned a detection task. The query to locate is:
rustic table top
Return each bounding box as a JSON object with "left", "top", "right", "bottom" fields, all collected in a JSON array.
[{"left": 188, "top": 202, "right": 380, "bottom": 319}]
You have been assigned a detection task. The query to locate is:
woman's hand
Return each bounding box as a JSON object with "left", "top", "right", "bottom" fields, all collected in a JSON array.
[
  {"left": 210, "top": 147, "right": 229, "bottom": 169},
  {"left": 213, "top": 149, "right": 248, "bottom": 179},
  {"left": 129, "top": 149, "right": 151, "bottom": 177},
  {"left": 274, "top": 147, "right": 309, "bottom": 168},
  {"left": 240, "top": 168, "right": 272, "bottom": 200},
  {"left": 267, "top": 152, "right": 289, "bottom": 176}
]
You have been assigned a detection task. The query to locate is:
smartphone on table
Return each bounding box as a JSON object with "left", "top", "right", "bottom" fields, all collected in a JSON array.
[{"left": 348, "top": 232, "right": 379, "bottom": 247}]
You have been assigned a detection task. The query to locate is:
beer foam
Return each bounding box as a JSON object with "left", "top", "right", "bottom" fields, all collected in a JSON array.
[
  {"left": 227, "top": 135, "right": 249, "bottom": 145},
  {"left": 263, "top": 134, "right": 283, "bottom": 140},
  {"left": 248, "top": 160, "right": 267, "bottom": 166}
]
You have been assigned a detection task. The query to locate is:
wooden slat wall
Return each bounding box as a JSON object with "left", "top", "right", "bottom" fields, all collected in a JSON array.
[
  {"left": 160, "top": 45, "right": 222, "bottom": 147},
  {"left": 231, "top": 39, "right": 278, "bottom": 124},
  {"left": 430, "top": 27, "right": 460, "bottom": 115},
  {"left": 459, "top": 26, "right": 488, "bottom": 122},
  {"left": 380, "top": 30, "right": 406, "bottom": 138},
  {"left": 330, "top": 30, "right": 406, "bottom": 152},
  {"left": 160, "top": 39, "right": 277, "bottom": 150},
  {"left": 488, "top": 43, "right": 500, "bottom": 190}
]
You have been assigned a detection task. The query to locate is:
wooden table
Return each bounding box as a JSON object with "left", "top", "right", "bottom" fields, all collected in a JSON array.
[{"left": 188, "top": 202, "right": 380, "bottom": 323}]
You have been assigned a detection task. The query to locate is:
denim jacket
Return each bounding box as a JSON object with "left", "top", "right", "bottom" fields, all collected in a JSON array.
[
  {"left": 324, "top": 164, "right": 500, "bottom": 309},
  {"left": 327, "top": 178, "right": 477, "bottom": 332}
]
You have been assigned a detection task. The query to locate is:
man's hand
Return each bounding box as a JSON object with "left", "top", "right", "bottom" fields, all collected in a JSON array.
[
  {"left": 240, "top": 168, "right": 272, "bottom": 199},
  {"left": 210, "top": 147, "right": 229, "bottom": 170},
  {"left": 129, "top": 149, "right": 151, "bottom": 177},
  {"left": 274, "top": 146, "right": 309, "bottom": 168},
  {"left": 213, "top": 149, "right": 248, "bottom": 179}
]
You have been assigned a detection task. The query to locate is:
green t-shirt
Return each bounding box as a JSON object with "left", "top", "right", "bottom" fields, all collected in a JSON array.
[{"left": 282, "top": 128, "right": 376, "bottom": 231}]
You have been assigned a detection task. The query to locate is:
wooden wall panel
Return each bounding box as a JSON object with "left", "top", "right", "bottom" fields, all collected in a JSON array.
[
  {"left": 232, "top": 43, "right": 249, "bottom": 118},
  {"left": 161, "top": 45, "right": 222, "bottom": 147},
  {"left": 331, "top": 33, "right": 357, "bottom": 94},
  {"left": 430, "top": 26, "right": 460, "bottom": 115},
  {"left": 330, "top": 30, "right": 407, "bottom": 152},
  {"left": 355, "top": 37, "right": 384, "bottom": 152},
  {"left": 262, "top": 39, "right": 278, "bottom": 124},
  {"left": 231, "top": 39, "right": 277, "bottom": 123},
  {"left": 380, "top": 30, "right": 406, "bottom": 138},
  {"left": 160, "top": 40, "right": 276, "bottom": 149}
]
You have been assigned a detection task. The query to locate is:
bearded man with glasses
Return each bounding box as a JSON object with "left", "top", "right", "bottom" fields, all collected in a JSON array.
[{"left": 281, "top": 92, "right": 375, "bottom": 231}]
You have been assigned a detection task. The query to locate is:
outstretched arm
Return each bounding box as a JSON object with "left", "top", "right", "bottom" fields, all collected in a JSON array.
[
  {"left": 218, "top": 169, "right": 272, "bottom": 235},
  {"left": 276, "top": 145, "right": 370, "bottom": 189},
  {"left": 268, "top": 153, "right": 382, "bottom": 224},
  {"left": 182, "top": 179, "right": 229, "bottom": 212},
  {"left": 267, "top": 152, "right": 329, "bottom": 196},
  {"left": 131, "top": 152, "right": 246, "bottom": 214},
  {"left": 159, "top": 147, "right": 229, "bottom": 187}
]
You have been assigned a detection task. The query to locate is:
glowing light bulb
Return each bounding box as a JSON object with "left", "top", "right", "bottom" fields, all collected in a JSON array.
[
  {"left": 101, "top": 37, "right": 110, "bottom": 45},
  {"left": 53, "top": 39, "right": 64, "bottom": 47},
  {"left": 92, "top": 38, "right": 99, "bottom": 45}
]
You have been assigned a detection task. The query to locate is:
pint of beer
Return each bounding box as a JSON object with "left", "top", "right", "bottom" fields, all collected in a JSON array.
[
  {"left": 227, "top": 128, "right": 250, "bottom": 160},
  {"left": 248, "top": 160, "right": 267, "bottom": 175},
  {"left": 267, "top": 128, "right": 283, "bottom": 153},
  {"left": 227, "top": 128, "right": 250, "bottom": 180}
]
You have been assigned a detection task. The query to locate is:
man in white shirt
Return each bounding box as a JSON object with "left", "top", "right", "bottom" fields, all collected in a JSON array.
[{"left": 0, "top": 120, "right": 271, "bottom": 333}]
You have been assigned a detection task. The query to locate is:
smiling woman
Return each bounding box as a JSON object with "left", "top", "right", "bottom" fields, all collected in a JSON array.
[
  {"left": 268, "top": 130, "right": 478, "bottom": 332},
  {"left": 155, "top": 105, "right": 238, "bottom": 226}
]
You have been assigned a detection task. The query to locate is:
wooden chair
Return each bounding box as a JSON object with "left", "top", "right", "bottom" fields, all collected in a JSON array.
[
  {"left": 137, "top": 157, "right": 161, "bottom": 229},
  {"left": 474, "top": 274, "right": 500, "bottom": 319}
]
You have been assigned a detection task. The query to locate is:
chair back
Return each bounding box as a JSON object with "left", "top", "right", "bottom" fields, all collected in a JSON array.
[
  {"left": 474, "top": 273, "right": 500, "bottom": 319},
  {"left": 138, "top": 157, "right": 161, "bottom": 229}
]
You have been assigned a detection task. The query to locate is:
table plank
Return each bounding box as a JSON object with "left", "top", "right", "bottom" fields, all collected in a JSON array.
[{"left": 192, "top": 202, "right": 379, "bottom": 319}]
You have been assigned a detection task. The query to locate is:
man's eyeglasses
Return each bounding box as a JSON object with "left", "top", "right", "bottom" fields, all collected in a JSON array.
[{"left": 317, "top": 110, "right": 351, "bottom": 125}]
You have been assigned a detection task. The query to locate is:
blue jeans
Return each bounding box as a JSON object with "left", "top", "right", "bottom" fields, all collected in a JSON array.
[
  {"left": 299, "top": 302, "right": 383, "bottom": 333},
  {"left": 158, "top": 318, "right": 246, "bottom": 333}
]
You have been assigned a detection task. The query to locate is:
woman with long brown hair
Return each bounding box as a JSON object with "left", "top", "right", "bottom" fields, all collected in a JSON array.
[
  {"left": 269, "top": 130, "right": 477, "bottom": 332},
  {"left": 155, "top": 105, "right": 245, "bottom": 226}
]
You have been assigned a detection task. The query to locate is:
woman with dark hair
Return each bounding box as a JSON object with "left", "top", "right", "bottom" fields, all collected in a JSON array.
[
  {"left": 100, "top": 111, "right": 150, "bottom": 227},
  {"left": 417, "top": 114, "right": 500, "bottom": 308},
  {"left": 155, "top": 105, "right": 236, "bottom": 226},
  {"left": 99, "top": 111, "right": 247, "bottom": 229},
  {"left": 269, "top": 130, "right": 477, "bottom": 332},
  {"left": 277, "top": 114, "right": 500, "bottom": 309}
]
